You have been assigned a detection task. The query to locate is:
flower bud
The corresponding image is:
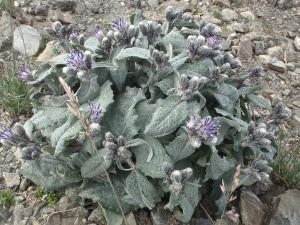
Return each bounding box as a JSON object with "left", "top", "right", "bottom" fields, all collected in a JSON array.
[
  {"left": 189, "top": 76, "right": 201, "bottom": 91},
  {"left": 52, "top": 21, "right": 62, "bottom": 33},
  {"left": 162, "top": 162, "right": 173, "bottom": 175},
  {"left": 13, "top": 123, "right": 26, "bottom": 137},
  {"left": 138, "top": 22, "right": 147, "bottom": 35},
  {"left": 105, "top": 132, "right": 115, "bottom": 142},
  {"left": 107, "top": 30, "right": 114, "bottom": 40},
  {"left": 77, "top": 70, "right": 88, "bottom": 80},
  {"left": 90, "top": 123, "right": 101, "bottom": 136},
  {"left": 181, "top": 168, "right": 193, "bottom": 180},
  {"left": 78, "top": 34, "right": 85, "bottom": 45},
  {"left": 170, "top": 170, "right": 182, "bottom": 183},
  {"left": 117, "top": 136, "right": 126, "bottom": 146}
]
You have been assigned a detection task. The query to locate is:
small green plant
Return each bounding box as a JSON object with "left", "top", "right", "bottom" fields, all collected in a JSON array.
[
  {"left": 47, "top": 192, "right": 59, "bottom": 206},
  {"left": 0, "top": 0, "right": 13, "bottom": 11},
  {"left": 0, "top": 190, "right": 15, "bottom": 206},
  {"left": 272, "top": 143, "right": 300, "bottom": 189},
  {"left": 213, "top": 9, "right": 221, "bottom": 19},
  {"left": 0, "top": 66, "right": 31, "bottom": 116},
  {"left": 41, "top": 35, "right": 50, "bottom": 48},
  {"left": 34, "top": 187, "right": 45, "bottom": 198}
]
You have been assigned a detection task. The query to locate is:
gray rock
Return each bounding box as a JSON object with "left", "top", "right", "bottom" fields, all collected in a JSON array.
[
  {"left": 238, "top": 38, "right": 253, "bottom": 60},
  {"left": 269, "top": 60, "right": 287, "bottom": 73},
  {"left": 0, "top": 11, "right": 16, "bottom": 52},
  {"left": 269, "top": 189, "right": 300, "bottom": 225},
  {"left": 2, "top": 172, "right": 20, "bottom": 188},
  {"left": 54, "top": 0, "right": 76, "bottom": 11},
  {"left": 19, "top": 178, "right": 30, "bottom": 191},
  {"left": 221, "top": 8, "right": 238, "bottom": 22},
  {"left": 240, "top": 10, "right": 255, "bottom": 21},
  {"left": 56, "top": 196, "right": 76, "bottom": 210},
  {"left": 230, "top": 22, "right": 248, "bottom": 33},
  {"left": 276, "top": 0, "right": 300, "bottom": 9},
  {"left": 123, "top": 212, "right": 137, "bottom": 225},
  {"left": 294, "top": 36, "right": 300, "bottom": 51},
  {"left": 13, "top": 25, "right": 42, "bottom": 56},
  {"left": 151, "top": 204, "right": 172, "bottom": 225},
  {"left": 45, "top": 207, "right": 88, "bottom": 225},
  {"left": 88, "top": 207, "right": 102, "bottom": 223},
  {"left": 13, "top": 204, "right": 24, "bottom": 225},
  {"left": 148, "top": 0, "right": 159, "bottom": 8},
  {"left": 0, "top": 208, "right": 11, "bottom": 224},
  {"left": 287, "top": 63, "right": 296, "bottom": 71},
  {"left": 268, "top": 46, "right": 284, "bottom": 60},
  {"left": 254, "top": 41, "right": 265, "bottom": 55},
  {"left": 240, "top": 190, "right": 266, "bottom": 225}
]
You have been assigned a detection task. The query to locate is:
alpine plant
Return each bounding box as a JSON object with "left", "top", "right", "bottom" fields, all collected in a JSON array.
[{"left": 3, "top": 5, "right": 290, "bottom": 224}]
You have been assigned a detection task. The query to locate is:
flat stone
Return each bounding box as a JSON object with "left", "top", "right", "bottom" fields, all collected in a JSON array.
[
  {"left": 230, "top": 22, "right": 248, "bottom": 33},
  {"left": 56, "top": 196, "right": 76, "bottom": 211},
  {"left": 240, "top": 10, "right": 255, "bottom": 21},
  {"left": 54, "top": 0, "right": 76, "bottom": 11},
  {"left": 269, "top": 60, "right": 287, "bottom": 73},
  {"left": 13, "top": 25, "right": 42, "bottom": 56},
  {"left": 159, "top": 0, "right": 191, "bottom": 11},
  {"left": 221, "top": 8, "right": 238, "bottom": 22},
  {"left": 268, "top": 46, "right": 284, "bottom": 60},
  {"left": 294, "top": 36, "right": 300, "bottom": 51},
  {"left": 238, "top": 38, "right": 253, "bottom": 60},
  {"left": 240, "top": 190, "right": 266, "bottom": 225},
  {"left": 269, "top": 189, "right": 300, "bottom": 225},
  {"left": 2, "top": 172, "right": 20, "bottom": 188}
]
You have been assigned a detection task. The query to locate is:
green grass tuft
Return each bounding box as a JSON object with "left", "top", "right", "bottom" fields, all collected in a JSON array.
[
  {"left": 272, "top": 143, "right": 300, "bottom": 189},
  {"left": 0, "top": 65, "right": 31, "bottom": 116},
  {"left": 47, "top": 192, "right": 59, "bottom": 206},
  {"left": 0, "top": 190, "right": 15, "bottom": 206}
]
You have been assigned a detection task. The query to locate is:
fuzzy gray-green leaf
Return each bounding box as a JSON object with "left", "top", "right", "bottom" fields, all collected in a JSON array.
[{"left": 145, "top": 95, "right": 188, "bottom": 137}]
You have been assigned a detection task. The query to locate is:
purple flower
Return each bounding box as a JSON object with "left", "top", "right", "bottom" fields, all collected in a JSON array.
[
  {"left": 18, "top": 65, "right": 31, "bottom": 81},
  {"left": 92, "top": 26, "right": 103, "bottom": 40},
  {"left": 186, "top": 116, "right": 220, "bottom": 147},
  {"left": 198, "top": 116, "right": 220, "bottom": 139},
  {"left": 112, "top": 17, "right": 128, "bottom": 32},
  {"left": 0, "top": 128, "right": 13, "bottom": 141},
  {"left": 67, "top": 51, "right": 87, "bottom": 71},
  {"left": 89, "top": 101, "right": 102, "bottom": 122},
  {"left": 207, "top": 35, "right": 221, "bottom": 49}
]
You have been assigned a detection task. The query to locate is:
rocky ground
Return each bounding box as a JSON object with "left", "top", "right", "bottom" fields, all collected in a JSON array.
[{"left": 0, "top": 0, "right": 300, "bottom": 225}]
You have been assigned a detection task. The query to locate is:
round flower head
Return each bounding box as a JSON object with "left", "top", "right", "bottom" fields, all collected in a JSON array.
[
  {"left": 18, "top": 65, "right": 31, "bottom": 81},
  {"left": 89, "top": 101, "right": 102, "bottom": 122},
  {"left": 67, "top": 50, "right": 88, "bottom": 71},
  {"left": 198, "top": 116, "right": 220, "bottom": 140},
  {"left": 92, "top": 26, "right": 103, "bottom": 40},
  {"left": 207, "top": 35, "right": 221, "bottom": 49},
  {"left": 112, "top": 17, "right": 128, "bottom": 33},
  {"left": 0, "top": 128, "right": 13, "bottom": 141}
]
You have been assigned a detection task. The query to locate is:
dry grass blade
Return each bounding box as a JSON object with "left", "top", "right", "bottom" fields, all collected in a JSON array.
[{"left": 58, "top": 77, "right": 90, "bottom": 132}]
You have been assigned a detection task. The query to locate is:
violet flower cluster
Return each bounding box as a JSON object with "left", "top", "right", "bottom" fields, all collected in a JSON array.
[
  {"left": 112, "top": 17, "right": 139, "bottom": 46},
  {"left": 186, "top": 115, "right": 220, "bottom": 148}
]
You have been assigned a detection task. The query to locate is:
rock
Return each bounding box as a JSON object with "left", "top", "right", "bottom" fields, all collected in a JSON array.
[
  {"left": 213, "top": 0, "right": 231, "bottom": 7},
  {"left": 56, "top": 196, "right": 76, "bottom": 211},
  {"left": 287, "top": 62, "right": 296, "bottom": 71},
  {"left": 49, "top": 10, "right": 75, "bottom": 24},
  {"left": 0, "top": 11, "right": 17, "bottom": 52},
  {"left": 240, "top": 10, "right": 255, "bottom": 21},
  {"left": 294, "top": 36, "right": 300, "bottom": 51},
  {"left": 159, "top": 0, "right": 191, "bottom": 11},
  {"left": 269, "top": 60, "right": 287, "bottom": 73},
  {"left": 276, "top": 0, "right": 300, "bottom": 9},
  {"left": 240, "top": 190, "right": 266, "bottom": 225},
  {"left": 254, "top": 41, "right": 265, "bottom": 55},
  {"left": 13, "top": 204, "right": 24, "bottom": 225},
  {"left": 2, "top": 172, "right": 20, "bottom": 188},
  {"left": 222, "top": 40, "right": 231, "bottom": 51},
  {"left": 33, "top": 5, "right": 49, "bottom": 16},
  {"left": 54, "top": 0, "right": 76, "bottom": 11},
  {"left": 151, "top": 204, "right": 172, "bottom": 225},
  {"left": 268, "top": 46, "right": 284, "bottom": 60},
  {"left": 221, "top": 8, "right": 238, "bottom": 22},
  {"left": 244, "top": 32, "right": 265, "bottom": 41},
  {"left": 84, "top": 0, "right": 102, "bottom": 13},
  {"left": 148, "top": 0, "right": 159, "bottom": 8},
  {"left": 292, "top": 100, "right": 300, "bottom": 108},
  {"left": 13, "top": 25, "right": 42, "bottom": 56},
  {"left": 214, "top": 219, "right": 235, "bottom": 225},
  {"left": 37, "top": 41, "right": 65, "bottom": 63},
  {"left": 19, "top": 178, "right": 30, "bottom": 191},
  {"left": 269, "top": 189, "right": 300, "bottom": 225},
  {"left": 124, "top": 212, "right": 137, "bottom": 225},
  {"left": 238, "top": 38, "right": 253, "bottom": 60},
  {"left": 45, "top": 207, "right": 88, "bottom": 225},
  {"left": 191, "top": 218, "right": 213, "bottom": 225},
  {"left": 88, "top": 207, "right": 102, "bottom": 223},
  {"left": 230, "top": 22, "right": 248, "bottom": 33}
]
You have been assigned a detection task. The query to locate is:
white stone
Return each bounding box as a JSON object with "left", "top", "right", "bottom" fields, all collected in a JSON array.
[
  {"left": 221, "top": 8, "right": 238, "bottom": 22},
  {"left": 294, "top": 36, "right": 300, "bottom": 51},
  {"left": 13, "top": 25, "right": 42, "bottom": 56},
  {"left": 148, "top": 0, "right": 159, "bottom": 8},
  {"left": 2, "top": 172, "right": 20, "bottom": 188},
  {"left": 240, "top": 10, "right": 255, "bottom": 21}
]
